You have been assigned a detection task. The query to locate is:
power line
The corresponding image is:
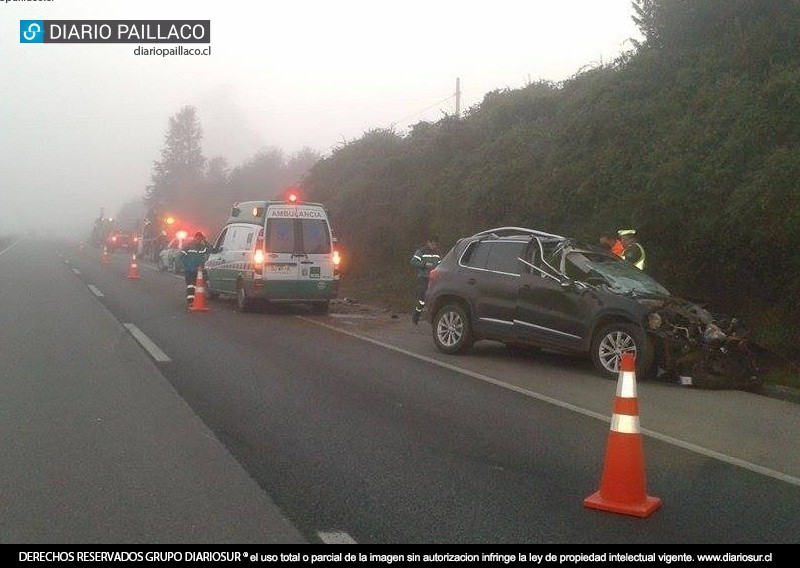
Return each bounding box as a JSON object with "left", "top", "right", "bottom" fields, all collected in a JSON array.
[{"left": 390, "top": 93, "right": 456, "bottom": 129}]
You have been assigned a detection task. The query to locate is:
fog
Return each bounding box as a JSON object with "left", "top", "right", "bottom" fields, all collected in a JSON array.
[{"left": 0, "top": 0, "right": 642, "bottom": 240}]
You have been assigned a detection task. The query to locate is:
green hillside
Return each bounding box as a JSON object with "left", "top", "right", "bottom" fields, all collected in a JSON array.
[{"left": 301, "top": 0, "right": 800, "bottom": 373}]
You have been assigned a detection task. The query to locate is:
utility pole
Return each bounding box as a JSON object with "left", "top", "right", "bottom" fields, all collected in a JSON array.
[{"left": 455, "top": 77, "right": 461, "bottom": 119}]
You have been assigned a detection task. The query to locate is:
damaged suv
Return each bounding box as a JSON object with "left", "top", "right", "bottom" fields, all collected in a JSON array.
[{"left": 425, "top": 227, "right": 762, "bottom": 389}]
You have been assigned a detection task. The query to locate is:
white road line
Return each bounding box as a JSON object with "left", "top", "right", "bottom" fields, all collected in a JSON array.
[
  {"left": 298, "top": 316, "right": 800, "bottom": 488},
  {"left": 87, "top": 285, "right": 104, "bottom": 297},
  {"left": 123, "top": 323, "right": 171, "bottom": 362},
  {"left": 0, "top": 238, "right": 23, "bottom": 258},
  {"left": 317, "top": 531, "right": 357, "bottom": 544},
  {"left": 71, "top": 268, "right": 81, "bottom": 275}
]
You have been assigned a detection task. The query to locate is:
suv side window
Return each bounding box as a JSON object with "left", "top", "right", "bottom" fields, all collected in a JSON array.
[
  {"left": 485, "top": 241, "right": 526, "bottom": 275},
  {"left": 461, "top": 241, "right": 491, "bottom": 269}
]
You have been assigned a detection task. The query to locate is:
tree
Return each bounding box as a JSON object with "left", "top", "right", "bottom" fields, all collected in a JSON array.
[{"left": 145, "top": 105, "right": 206, "bottom": 215}]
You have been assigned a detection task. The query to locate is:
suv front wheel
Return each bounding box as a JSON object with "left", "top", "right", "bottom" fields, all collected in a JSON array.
[
  {"left": 590, "top": 323, "right": 653, "bottom": 380},
  {"left": 432, "top": 303, "right": 474, "bottom": 354}
]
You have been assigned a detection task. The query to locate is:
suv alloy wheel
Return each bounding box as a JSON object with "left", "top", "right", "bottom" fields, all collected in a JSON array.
[
  {"left": 590, "top": 322, "right": 654, "bottom": 379},
  {"left": 432, "top": 303, "right": 474, "bottom": 354}
]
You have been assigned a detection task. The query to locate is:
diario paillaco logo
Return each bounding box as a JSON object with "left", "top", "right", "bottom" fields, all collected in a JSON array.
[
  {"left": 20, "top": 20, "right": 45, "bottom": 43},
  {"left": 19, "top": 20, "right": 211, "bottom": 43}
]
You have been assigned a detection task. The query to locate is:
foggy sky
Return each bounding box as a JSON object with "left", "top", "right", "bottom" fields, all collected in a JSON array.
[{"left": 0, "top": 0, "right": 642, "bottom": 239}]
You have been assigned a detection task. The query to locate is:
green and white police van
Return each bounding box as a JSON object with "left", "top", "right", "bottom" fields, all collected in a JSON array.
[{"left": 205, "top": 195, "right": 340, "bottom": 312}]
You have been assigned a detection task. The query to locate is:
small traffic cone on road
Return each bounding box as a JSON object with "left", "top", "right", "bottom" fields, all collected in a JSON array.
[
  {"left": 100, "top": 246, "right": 110, "bottom": 264},
  {"left": 583, "top": 352, "right": 662, "bottom": 517},
  {"left": 127, "top": 254, "right": 140, "bottom": 279},
  {"left": 190, "top": 266, "right": 210, "bottom": 312}
]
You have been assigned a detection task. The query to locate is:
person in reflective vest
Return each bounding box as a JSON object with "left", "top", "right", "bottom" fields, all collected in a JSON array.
[
  {"left": 180, "top": 232, "right": 210, "bottom": 307},
  {"left": 410, "top": 236, "right": 441, "bottom": 325},
  {"left": 599, "top": 230, "right": 624, "bottom": 257},
  {"left": 619, "top": 229, "right": 646, "bottom": 270}
]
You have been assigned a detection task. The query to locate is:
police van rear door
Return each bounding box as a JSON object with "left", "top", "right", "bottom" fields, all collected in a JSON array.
[{"left": 263, "top": 205, "right": 333, "bottom": 290}]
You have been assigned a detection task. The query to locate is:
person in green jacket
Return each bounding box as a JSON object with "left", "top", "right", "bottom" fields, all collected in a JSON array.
[
  {"left": 410, "top": 236, "right": 441, "bottom": 325},
  {"left": 180, "top": 232, "right": 210, "bottom": 307}
]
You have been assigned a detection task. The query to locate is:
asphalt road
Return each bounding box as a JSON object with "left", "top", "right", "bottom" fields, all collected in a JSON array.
[{"left": 3, "top": 237, "right": 800, "bottom": 544}]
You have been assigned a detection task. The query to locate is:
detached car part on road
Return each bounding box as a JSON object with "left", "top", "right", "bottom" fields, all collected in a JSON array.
[{"left": 425, "top": 227, "right": 762, "bottom": 390}]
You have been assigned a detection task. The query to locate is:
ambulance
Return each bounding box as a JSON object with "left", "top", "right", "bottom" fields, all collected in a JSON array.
[{"left": 205, "top": 194, "right": 340, "bottom": 312}]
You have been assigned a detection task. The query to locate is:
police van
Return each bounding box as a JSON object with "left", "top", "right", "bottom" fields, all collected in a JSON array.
[{"left": 205, "top": 194, "right": 340, "bottom": 312}]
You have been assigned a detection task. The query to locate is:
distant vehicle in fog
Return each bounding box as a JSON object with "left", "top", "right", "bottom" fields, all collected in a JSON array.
[
  {"left": 106, "top": 231, "right": 139, "bottom": 254},
  {"left": 157, "top": 231, "right": 188, "bottom": 274}
]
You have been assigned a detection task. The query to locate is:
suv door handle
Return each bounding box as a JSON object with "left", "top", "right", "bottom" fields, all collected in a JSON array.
[{"left": 467, "top": 278, "right": 476, "bottom": 285}]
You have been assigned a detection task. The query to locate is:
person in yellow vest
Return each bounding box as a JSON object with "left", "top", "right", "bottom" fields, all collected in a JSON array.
[
  {"left": 599, "top": 230, "right": 625, "bottom": 257},
  {"left": 618, "top": 229, "right": 646, "bottom": 270}
]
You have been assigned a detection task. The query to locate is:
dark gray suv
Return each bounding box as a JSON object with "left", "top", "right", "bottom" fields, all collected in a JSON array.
[{"left": 424, "top": 227, "right": 721, "bottom": 380}]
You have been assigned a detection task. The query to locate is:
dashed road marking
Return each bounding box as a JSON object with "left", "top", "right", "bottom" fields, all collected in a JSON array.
[
  {"left": 87, "top": 285, "right": 104, "bottom": 297},
  {"left": 123, "top": 323, "right": 171, "bottom": 362},
  {"left": 317, "top": 531, "right": 357, "bottom": 544}
]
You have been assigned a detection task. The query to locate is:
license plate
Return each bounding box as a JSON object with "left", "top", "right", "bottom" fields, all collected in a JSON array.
[{"left": 267, "top": 264, "right": 292, "bottom": 274}]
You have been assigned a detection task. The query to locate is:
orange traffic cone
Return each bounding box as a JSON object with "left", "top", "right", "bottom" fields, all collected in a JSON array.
[
  {"left": 100, "top": 246, "right": 110, "bottom": 264},
  {"left": 190, "top": 266, "right": 210, "bottom": 312},
  {"left": 127, "top": 254, "right": 140, "bottom": 279},
  {"left": 584, "top": 352, "right": 662, "bottom": 517}
]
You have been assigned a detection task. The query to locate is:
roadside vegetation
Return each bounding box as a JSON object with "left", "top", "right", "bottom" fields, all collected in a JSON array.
[
  {"left": 113, "top": 1, "right": 799, "bottom": 389},
  {"left": 302, "top": 0, "right": 800, "bottom": 389}
]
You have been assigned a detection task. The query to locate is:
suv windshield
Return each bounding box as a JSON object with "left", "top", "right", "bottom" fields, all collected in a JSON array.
[{"left": 565, "top": 251, "right": 670, "bottom": 297}]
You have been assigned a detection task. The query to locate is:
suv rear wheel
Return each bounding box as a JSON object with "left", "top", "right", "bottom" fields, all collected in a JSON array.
[
  {"left": 590, "top": 323, "right": 654, "bottom": 379},
  {"left": 432, "top": 303, "right": 474, "bottom": 354}
]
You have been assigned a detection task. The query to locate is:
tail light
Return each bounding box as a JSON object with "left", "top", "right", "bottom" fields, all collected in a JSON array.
[
  {"left": 332, "top": 250, "right": 341, "bottom": 276},
  {"left": 429, "top": 267, "right": 440, "bottom": 281},
  {"left": 253, "top": 230, "right": 265, "bottom": 275}
]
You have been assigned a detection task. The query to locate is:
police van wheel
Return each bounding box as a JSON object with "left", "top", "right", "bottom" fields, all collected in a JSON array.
[{"left": 236, "top": 282, "right": 254, "bottom": 313}]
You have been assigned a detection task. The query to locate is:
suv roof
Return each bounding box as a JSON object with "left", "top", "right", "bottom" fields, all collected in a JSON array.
[{"left": 468, "top": 226, "right": 565, "bottom": 240}]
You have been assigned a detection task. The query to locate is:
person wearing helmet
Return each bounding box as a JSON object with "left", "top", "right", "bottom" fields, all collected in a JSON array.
[
  {"left": 619, "top": 229, "right": 646, "bottom": 270},
  {"left": 599, "top": 230, "right": 624, "bottom": 257},
  {"left": 180, "top": 231, "right": 210, "bottom": 307}
]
